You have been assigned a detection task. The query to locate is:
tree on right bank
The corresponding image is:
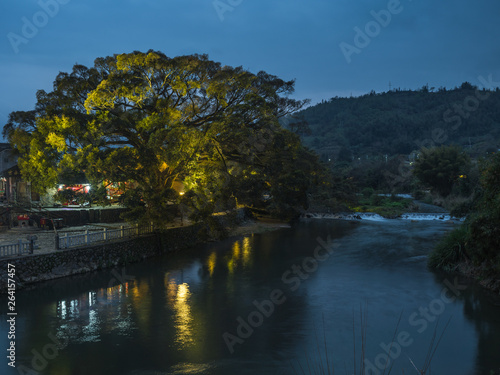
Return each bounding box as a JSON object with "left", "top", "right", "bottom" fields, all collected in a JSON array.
[{"left": 428, "top": 152, "right": 500, "bottom": 284}]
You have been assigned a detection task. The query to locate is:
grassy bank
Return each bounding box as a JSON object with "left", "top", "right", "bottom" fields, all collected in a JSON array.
[
  {"left": 428, "top": 222, "right": 500, "bottom": 294},
  {"left": 350, "top": 194, "right": 417, "bottom": 218},
  {"left": 428, "top": 153, "right": 500, "bottom": 295}
]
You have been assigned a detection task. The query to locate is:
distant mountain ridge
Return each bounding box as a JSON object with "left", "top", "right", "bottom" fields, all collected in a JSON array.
[{"left": 291, "top": 83, "right": 500, "bottom": 161}]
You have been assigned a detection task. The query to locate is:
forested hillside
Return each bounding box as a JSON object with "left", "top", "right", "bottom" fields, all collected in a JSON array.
[{"left": 292, "top": 83, "right": 500, "bottom": 161}]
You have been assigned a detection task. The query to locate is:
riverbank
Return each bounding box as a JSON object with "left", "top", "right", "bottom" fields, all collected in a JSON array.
[
  {"left": 0, "top": 215, "right": 289, "bottom": 292},
  {"left": 428, "top": 220, "right": 500, "bottom": 296},
  {"left": 228, "top": 217, "right": 291, "bottom": 237},
  {"left": 453, "top": 261, "right": 500, "bottom": 295}
]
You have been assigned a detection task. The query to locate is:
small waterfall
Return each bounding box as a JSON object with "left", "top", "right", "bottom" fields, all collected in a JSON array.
[
  {"left": 302, "top": 212, "right": 464, "bottom": 222},
  {"left": 399, "top": 213, "right": 454, "bottom": 221},
  {"left": 302, "top": 212, "right": 386, "bottom": 221}
]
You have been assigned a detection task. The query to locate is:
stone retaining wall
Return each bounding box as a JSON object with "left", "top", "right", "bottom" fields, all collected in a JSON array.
[
  {"left": 0, "top": 207, "right": 249, "bottom": 291},
  {"left": 0, "top": 223, "right": 205, "bottom": 291}
]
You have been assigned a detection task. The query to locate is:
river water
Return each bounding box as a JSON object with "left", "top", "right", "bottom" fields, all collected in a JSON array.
[{"left": 2, "top": 219, "right": 500, "bottom": 375}]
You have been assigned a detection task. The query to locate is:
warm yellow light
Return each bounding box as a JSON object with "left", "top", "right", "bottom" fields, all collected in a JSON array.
[
  {"left": 177, "top": 283, "right": 189, "bottom": 300},
  {"left": 174, "top": 282, "right": 193, "bottom": 347},
  {"left": 232, "top": 241, "right": 240, "bottom": 258},
  {"left": 242, "top": 237, "right": 251, "bottom": 265},
  {"left": 207, "top": 252, "right": 216, "bottom": 276},
  {"left": 227, "top": 258, "right": 234, "bottom": 274}
]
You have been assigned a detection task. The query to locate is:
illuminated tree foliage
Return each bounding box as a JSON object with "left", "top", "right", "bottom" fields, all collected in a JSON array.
[{"left": 4, "top": 51, "right": 313, "bottom": 223}]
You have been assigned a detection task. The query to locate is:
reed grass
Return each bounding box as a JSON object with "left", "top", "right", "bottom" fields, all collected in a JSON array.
[{"left": 290, "top": 310, "right": 450, "bottom": 375}]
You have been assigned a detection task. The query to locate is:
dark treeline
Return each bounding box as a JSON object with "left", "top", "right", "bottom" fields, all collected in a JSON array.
[{"left": 291, "top": 82, "right": 500, "bottom": 161}]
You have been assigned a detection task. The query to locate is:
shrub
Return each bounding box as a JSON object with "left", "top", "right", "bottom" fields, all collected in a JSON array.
[
  {"left": 428, "top": 225, "right": 469, "bottom": 270},
  {"left": 449, "top": 199, "right": 475, "bottom": 218},
  {"left": 413, "top": 190, "right": 426, "bottom": 200},
  {"left": 370, "top": 194, "right": 384, "bottom": 206},
  {"left": 361, "top": 187, "right": 374, "bottom": 198}
]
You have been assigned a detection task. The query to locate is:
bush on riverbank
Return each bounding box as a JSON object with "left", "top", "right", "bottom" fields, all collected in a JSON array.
[
  {"left": 428, "top": 153, "right": 500, "bottom": 288},
  {"left": 428, "top": 225, "right": 469, "bottom": 270}
]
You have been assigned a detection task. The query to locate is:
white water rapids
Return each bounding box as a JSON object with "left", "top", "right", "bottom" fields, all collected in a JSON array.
[{"left": 303, "top": 212, "right": 464, "bottom": 221}]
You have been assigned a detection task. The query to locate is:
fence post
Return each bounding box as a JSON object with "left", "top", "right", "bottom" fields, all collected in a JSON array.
[
  {"left": 120, "top": 225, "right": 124, "bottom": 238},
  {"left": 103, "top": 228, "right": 107, "bottom": 241},
  {"left": 85, "top": 229, "right": 90, "bottom": 244},
  {"left": 55, "top": 234, "right": 60, "bottom": 250},
  {"left": 136, "top": 223, "right": 139, "bottom": 236},
  {"left": 29, "top": 237, "right": 34, "bottom": 254},
  {"left": 18, "top": 239, "right": 23, "bottom": 255}
]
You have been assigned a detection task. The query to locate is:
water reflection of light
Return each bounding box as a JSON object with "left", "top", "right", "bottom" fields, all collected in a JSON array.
[
  {"left": 165, "top": 273, "right": 194, "bottom": 348},
  {"left": 89, "top": 292, "right": 96, "bottom": 307},
  {"left": 207, "top": 252, "right": 217, "bottom": 276},
  {"left": 233, "top": 241, "right": 240, "bottom": 258},
  {"left": 226, "top": 236, "right": 253, "bottom": 272},
  {"left": 107, "top": 283, "right": 128, "bottom": 302},
  {"left": 70, "top": 300, "right": 79, "bottom": 318},
  {"left": 80, "top": 309, "right": 100, "bottom": 342},
  {"left": 242, "top": 237, "right": 251, "bottom": 266},
  {"left": 54, "top": 287, "right": 136, "bottom": 345},
  {"left": 60, "top": 301, "right": 67, "bottom": 319},
  {"left": 173, "top": 282, "right": 193, "bottom": 347},
  {"left": 169, "top": 362, "right": 215, "bottom": 373},
  {"left": 58, "top": 295, "right": 85, "bottom": 319},
  {"left": 177, "top": 283, "right": 189, "bottom": 300},
  {"left": 227, "top": 258, "right": 234, "bottom": 274},
  {"left": 128, "top": 281, "right": 152, "bottom": 337}
]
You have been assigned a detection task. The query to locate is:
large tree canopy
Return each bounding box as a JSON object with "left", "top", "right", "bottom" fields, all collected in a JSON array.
[{"left": 4, "top": 51, "right": 313, "bottom": 223}]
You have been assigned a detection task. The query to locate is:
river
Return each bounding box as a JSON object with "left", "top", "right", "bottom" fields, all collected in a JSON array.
[{"left": 2, "top": 218, "right": 500, "bottom": 374}]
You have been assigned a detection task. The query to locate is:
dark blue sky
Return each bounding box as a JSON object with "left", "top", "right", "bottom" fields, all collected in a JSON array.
[{"left": 1, "top": 0, "right": 500, "bottom": 131}]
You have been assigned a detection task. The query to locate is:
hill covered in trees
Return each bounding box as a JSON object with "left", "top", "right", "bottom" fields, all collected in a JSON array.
[{"left": 292, "top": 83, "right": 500, "bottom": 162}]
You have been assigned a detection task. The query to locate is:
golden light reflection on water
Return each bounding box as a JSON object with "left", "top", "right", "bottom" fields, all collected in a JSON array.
[
  {"left": 242, "top": 236, "right": 252, "bottom": 266},
  {"left": 165, "top": 274, "right": 194, "bottom": 348},
  {"left": 233, "top": 241, "right": 240, "bottom": 258},
  {"left": 207, "top": 252, "right": 217, "bottom": 276},
  {"left": 106, "top": 283, "right": 128, "bottom": 302},
  {"left": 225, "top": 236, "right": 253, "bottom": 274},
  {"left": 129, "top": 281, "right": 152, "bottom": 333},
  {"left": 168, "top": 362, "right": 214, "bottom": 374},
  {"left": 227, "top": 258, "right": 234, "bottom": 274}
]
